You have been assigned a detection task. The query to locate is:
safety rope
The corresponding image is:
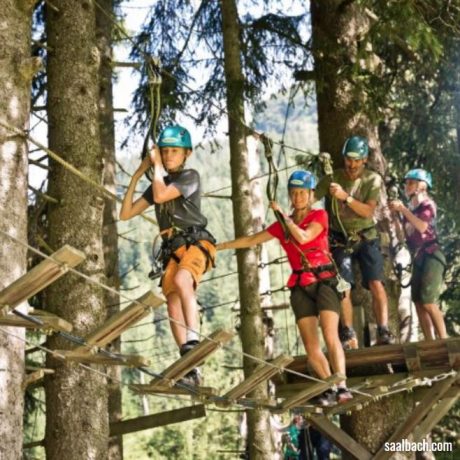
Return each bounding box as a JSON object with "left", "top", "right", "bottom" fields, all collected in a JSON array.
[{"left": 0, "top": 118, "right": 157, "bottom": 226}]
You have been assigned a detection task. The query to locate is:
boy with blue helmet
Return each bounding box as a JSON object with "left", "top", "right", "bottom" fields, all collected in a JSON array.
[
  {"left": 217, "top": 170, "right": 353, "bottom": 406},
  {"left": 315, "top": 135, "right": 394, "bottom": 348},
  {"left": 389, "top": 169, "right": 447, "bottom": 340},
  {"left": 120, "top": 125, "right": 216, "bottom": 385}
]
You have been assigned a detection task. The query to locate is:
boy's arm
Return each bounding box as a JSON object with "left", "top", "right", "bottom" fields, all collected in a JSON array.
[
  {"left": 119, "top": 157, "right": 152, "bottom": 220},
  {"left": 151, "top": 147, "right": 182, "bottom": 203}
]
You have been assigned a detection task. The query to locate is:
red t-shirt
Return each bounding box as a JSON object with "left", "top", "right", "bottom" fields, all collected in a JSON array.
[{"left": 266, "top": 209, "right": 334, "bottom": 287}]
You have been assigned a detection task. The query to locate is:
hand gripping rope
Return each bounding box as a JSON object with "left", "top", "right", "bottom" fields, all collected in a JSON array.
[
  {"left": 262, "top": 134, "right": 290, "bottom": 240},
  {"left": 141, "top": 57, "right": 162, "bottom": 181}
]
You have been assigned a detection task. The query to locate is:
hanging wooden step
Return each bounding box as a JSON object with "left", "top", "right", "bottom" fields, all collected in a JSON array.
[
  {"left": 220, "top": 354, "right": 293, "bottom": 405},
  {"left": 69, "top": 291, "right": 164, "bottom": 355},
  {"left": 54, "top": 350, "right": 149, "bottom": 367},
  {"left": 278, "top": 373, "right": 344, "bottom": 412},
  {"left": 0, "top": 245, "right": 85, "bottom": 316},
  {"left": 23, "top": 365, "right": 55, "bottom": 389},
  {"left": 0, "top": 308, "right": 72, "bottom": 332},
  {"left": 147, "top": 329, "right": 234, "bottom": 389},
  {"left": 109, "top": 405, "right": 206, "bottom": 436}
]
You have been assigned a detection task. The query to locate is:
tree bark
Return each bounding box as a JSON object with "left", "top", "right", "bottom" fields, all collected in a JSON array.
[
  {"left": 220, "top": 1, "right": 274, "bottom": 458},
  {"left": 96, "top": 1, "right": 123, "bottom": 458},
  {"left": 0, "top": 2, "right": 37, "bottom": 459},
  {"left": 44, "top": 1, "right": 108, "bottom": 459},
  {"left": 311, "top": 1, "right": 411, "bottom": 456}
]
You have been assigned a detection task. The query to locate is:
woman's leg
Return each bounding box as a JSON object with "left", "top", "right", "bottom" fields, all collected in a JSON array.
[
  {"left": 415, "top": 302, "right": 435, "bottom": 340},
  {"left": 319, "top": 310, "right": 346, "bottom": 387},
  {"left": 422, "top": 303, "right": 448, "bottom": 339},
  {"left": 297, "top": 316, "right": 331, "bottom": 379}
]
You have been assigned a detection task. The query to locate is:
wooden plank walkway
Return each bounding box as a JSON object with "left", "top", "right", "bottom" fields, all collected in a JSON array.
[{"left": 0, "top": 308, "right": 72, "bottom": 332}]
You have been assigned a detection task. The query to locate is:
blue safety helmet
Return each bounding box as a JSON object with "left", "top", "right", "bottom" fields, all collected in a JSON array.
[
  {"left": 404, "top": 168, "right": 432, "bottom": 189},
  {"left": 157, "top": 125, "right": 192, "bottom": 149},
  {"left": 342, "top": 136, "right": 369, "bottom": 159},
  {"left": 288, "top": 170, "right": 317, "bottom": 190}
]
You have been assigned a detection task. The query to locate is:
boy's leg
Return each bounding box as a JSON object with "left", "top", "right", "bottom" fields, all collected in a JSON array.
[
  {"left": 174, "top": 268, "right": 199, "bottom": 341},
  {"left": 166, "top": 292, "right": 187, "bottom": 347}
]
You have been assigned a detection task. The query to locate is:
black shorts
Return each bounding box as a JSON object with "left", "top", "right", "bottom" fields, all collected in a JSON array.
[
  {"left": 290, "top": 280, "right": 341, "bottom": 321},
  {"left": 331, "top": 238, "right": 384, "bottom": 289}
]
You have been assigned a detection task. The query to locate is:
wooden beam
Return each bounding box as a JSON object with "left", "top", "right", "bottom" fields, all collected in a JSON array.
[
  {"left": 131, "top": 383, "right": 217, "bottom": 397},
  {"left": 279, "top": 373, "right": 344, "bottom": 412},
  {"left": 109, "top": 405, "right": 206, "bottom": 436},
  {"left": 403, "top": 343, "right": 421, "bottom": 372},
  {"left": 373, "top": 374, "right": 458, "bottom": 460},
  {"left": 70, "top": 291, "right": 164, "bottom": 353},
  {"left": 149, "top": 329, "right": 234, "bottom": 387},
  {"left": 307, "top": 415, "right": 373, "bottom": 460},
  {"left": 281, "top": 338, "right": 460, "bottom": 382},
  {"left": 55, "top": 350, "right": 149, "bottom": 367},
  {"left": 0, "top": 309, "right": 72, "bottom": 332},
  {"left": 413, "top": 393, "right": 459, "bottom": 442},
  {"left": 0, "top": 245, "right": 85, "bottom": 315},
  {"left": 222, "top": 354, "right": 293, "bottom": 403}
]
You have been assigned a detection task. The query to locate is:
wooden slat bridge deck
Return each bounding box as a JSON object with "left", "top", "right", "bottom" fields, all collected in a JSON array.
[
  {"left": 0, "top": 245, "right": 85, "bottom": 316},
  {"left": 133, "top": 329, "right": 234, "bottom": 397}
]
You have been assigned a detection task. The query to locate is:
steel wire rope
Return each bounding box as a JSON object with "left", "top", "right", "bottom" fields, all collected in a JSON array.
[
  {"left": 0, "top": 119, "right": 157, "bottom": 226},
  {"left": 0, "top": 230, "right": 349, "bottom": 389}
]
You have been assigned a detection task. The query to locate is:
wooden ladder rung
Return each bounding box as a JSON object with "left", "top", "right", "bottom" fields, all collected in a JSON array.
[
  {"left": 149, "top": 329, "right": 234, "bottom": 388},
  {"left": 223, "top": 354, "right": 293, "bottom": 403},
  {"left": 0, "top": 245, "right": 85, "bottom": 315},
  {"left": 0, "top": 309, "right": 72, "bottom": 332},
  {"left": 279, "top": 373, "right": 344, "bottom": 411},
  {"left": 55, "top": 350, "right": 150, "bottom": 367},
  {"left": 70, "top": 291, "right": 165, "bottom": 354}
]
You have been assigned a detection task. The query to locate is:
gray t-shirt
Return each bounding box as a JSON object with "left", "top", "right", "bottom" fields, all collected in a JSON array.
[{"left": 142, "top": 169, "right": 208, "bottom": 232}]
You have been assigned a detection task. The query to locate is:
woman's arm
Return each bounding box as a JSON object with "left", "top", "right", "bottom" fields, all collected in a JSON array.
[
  {"left": 119, "top": 157, "right": 152, "bottom": 220},
  {"left": 389, "top": 200, "right": 429, "bottom": 234},
  {"left": 217, "top": 230, "right": 273, "bottom": 251},
  {"left": 270, "top": 202, "right": 323, "bottom": 244}
]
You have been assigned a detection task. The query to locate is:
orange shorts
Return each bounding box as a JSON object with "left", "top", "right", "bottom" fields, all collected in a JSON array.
[{"left": 161, "top": 240, "right": 216, "bottom": 297}]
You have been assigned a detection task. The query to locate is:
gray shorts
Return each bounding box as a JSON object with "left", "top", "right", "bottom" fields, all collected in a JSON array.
[{"left": 290, "top": 280, "right": 341, "bottom": 321}]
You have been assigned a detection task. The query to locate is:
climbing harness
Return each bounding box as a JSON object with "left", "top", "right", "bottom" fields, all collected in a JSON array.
[
  {"left": 148, "top": 226, "right": 217, "bottom": 282},
  {"left": 141, "top": 57, "right": 162, "bottom": 181}
]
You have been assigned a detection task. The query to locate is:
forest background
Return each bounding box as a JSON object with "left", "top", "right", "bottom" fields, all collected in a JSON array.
[{"left": 0, "top": 0, "right": 459, "bottom": 459}]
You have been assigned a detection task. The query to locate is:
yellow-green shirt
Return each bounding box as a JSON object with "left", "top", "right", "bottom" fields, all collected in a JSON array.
[{"left": 315, "top": 168, "right": 382, "bottom": 236}]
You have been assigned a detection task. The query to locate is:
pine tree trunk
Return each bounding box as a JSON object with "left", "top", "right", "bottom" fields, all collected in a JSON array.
[
  {"left": 220, "top": 1, "right": 274, "bottom": 458},
  {"left": 311, "top": 1, "right": 412, "bottom": 456},
  {"left": 0, "top": 2, "right": 37, "bottom": 459},
  {"left": 44, "top": 2, "right": 108, "bottom": 459},
  {"left": 96, "top": 1, "right": 123, "bottom": 458}
]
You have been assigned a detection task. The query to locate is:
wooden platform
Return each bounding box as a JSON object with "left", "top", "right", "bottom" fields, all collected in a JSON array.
[{"left": 0, "top": 245, "right": 85, "bottom": 315}]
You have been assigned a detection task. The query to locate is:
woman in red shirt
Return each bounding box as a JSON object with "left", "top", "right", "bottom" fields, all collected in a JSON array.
[{"left": 217, "top": 170, "right": 352, "bottom": 405}]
